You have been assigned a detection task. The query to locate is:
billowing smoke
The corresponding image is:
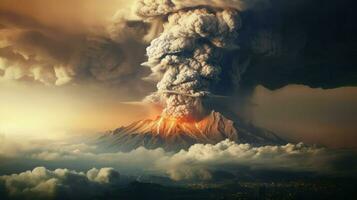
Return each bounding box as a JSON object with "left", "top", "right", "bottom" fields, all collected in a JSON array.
[
  {"left": 0, "top": 7, "right": 150, "bottom": 93},
  {"left": 138, "top": 0, "right": 243, "bottom": 120}
]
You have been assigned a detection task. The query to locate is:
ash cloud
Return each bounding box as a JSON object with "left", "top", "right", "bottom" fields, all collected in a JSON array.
[
  {"left": 1, "top": 0, "right": 355, "bottom": 105},
  {"left": 136, "top": 0, "right": 357, "bottom": 120},
  {"left": 0, "top": 0, "right": 355, "bottom": 90},
  {"left": 135, "top": 0, "right": 269, "bottom": 17}
]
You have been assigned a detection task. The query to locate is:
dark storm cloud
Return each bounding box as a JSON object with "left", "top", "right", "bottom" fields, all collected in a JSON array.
[
  {"left": 203, "top": 0, "right": 356, "bottom": 100},
  {"left": 235, "top": 0, "right": 357, "bottom": 91},
  {"left": 200, "top": 0, "right": 357, "bottom": 124}
]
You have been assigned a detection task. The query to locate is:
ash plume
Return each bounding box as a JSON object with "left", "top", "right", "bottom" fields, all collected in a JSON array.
[{"left": 138, "top": 0, "right": 244, "bottom": 120}]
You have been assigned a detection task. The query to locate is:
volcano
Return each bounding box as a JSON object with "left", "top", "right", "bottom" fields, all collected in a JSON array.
[{"left": 96, "top": 111, "right": 285, "bottom": 152}]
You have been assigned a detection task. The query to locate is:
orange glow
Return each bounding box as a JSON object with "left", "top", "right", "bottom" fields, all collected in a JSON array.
[
  {"left": 155, "top": 116, "right": 187, "bottom": 135},
  {"left": 149, "top": 114, "right": 210, "bottom": 137}
]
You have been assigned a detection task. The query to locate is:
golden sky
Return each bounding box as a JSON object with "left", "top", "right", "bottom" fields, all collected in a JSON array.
[
  {"left": 1, "top": 81, "right": 356, "bottom": 148},
  {"left": 0, "top": 82, "right": 154, "bottom": 140}
]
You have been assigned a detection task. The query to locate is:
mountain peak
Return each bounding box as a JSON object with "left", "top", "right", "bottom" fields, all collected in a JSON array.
[{"left": 96, "top": 111, "right": 285, "bottom": 152}]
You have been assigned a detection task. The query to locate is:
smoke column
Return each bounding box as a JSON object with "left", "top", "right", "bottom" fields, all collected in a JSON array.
[{"left": 137, "top": 0, "right": 242, "bottom": 120}]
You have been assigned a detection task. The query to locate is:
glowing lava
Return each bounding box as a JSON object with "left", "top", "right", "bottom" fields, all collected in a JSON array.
[
  {"left": 98, "top": 111, "right": 285, "bottom": 152},
  {"left": 155, "top": 116, "right": 196, "bottom": 136},
  {"left": 113, "top": 112, "right": 232, "bottom": 140}
]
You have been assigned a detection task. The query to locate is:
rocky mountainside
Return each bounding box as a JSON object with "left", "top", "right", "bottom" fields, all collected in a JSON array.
[{"left": 96, "top": 111, "right": 285, "bottom": 152}]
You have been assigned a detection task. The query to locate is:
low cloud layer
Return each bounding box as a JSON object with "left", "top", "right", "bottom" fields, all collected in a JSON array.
[
  {"left": 0, "top": 167, "right": 120, "bottom": 200},
  {"left": 1, "top": 135, "right": 356, "bottom": 199},
  {"left": 1, "top": 136, "right": 356, "bottom": 182}
]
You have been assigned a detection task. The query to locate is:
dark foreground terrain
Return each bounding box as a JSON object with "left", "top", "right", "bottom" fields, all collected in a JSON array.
[
  {"left": 108, "top": 179, "right": 357, "bottom": 200},
  {"left": 2, "top": 177, "right": 355, "bottom": 200}
]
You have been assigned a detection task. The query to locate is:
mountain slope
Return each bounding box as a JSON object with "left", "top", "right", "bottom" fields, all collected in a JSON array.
[{"left": 96, "top": 111, "right": 285, "bottom": 152}]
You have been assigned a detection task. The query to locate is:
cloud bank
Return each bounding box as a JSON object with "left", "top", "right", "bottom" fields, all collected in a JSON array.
[
  {"left": 1, "top": 135, "right": 356, "bottom": 199},
  {"left": 0, "top": 167, "right": 120, "bottom": 200},
  {"left": 1, "top": 136, "right": 356, "bottom": 182}
]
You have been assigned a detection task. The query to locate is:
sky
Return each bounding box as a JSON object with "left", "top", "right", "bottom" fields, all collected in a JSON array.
[{"left": 0, "top": 0, "right": 356, "bottom": 148}]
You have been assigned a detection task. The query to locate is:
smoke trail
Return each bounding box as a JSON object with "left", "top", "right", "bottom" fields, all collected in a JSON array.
[{"left": 138, "top": 0, "right": 242, "bottom": 120}]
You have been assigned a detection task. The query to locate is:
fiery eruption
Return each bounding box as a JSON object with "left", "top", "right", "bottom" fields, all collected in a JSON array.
[
  {"left": 138, "top": 0, "right": 241, "bottom": 120},
  {"left": 97, "top": 1, "right": 285, "bottom": 152}
]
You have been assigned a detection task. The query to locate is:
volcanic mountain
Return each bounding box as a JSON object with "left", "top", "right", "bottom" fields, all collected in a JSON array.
[{"left": 96, "top": 111, "right": 285, "bottom": 152}]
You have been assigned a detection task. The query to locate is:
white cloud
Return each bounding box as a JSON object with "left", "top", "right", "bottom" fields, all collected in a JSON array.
[
  {"left": 0, "top": 167, "right": 120, "bottom": 200},
  {"left": 161, "top": 140, "right": 329, "bottom": 180},
  {"left": 1, "top": 136, "right": 355, "bottom": 182}
]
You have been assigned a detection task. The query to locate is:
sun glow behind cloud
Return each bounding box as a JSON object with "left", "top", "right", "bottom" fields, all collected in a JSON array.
[
  {"left": 0, "top": 83, "right": 73, "bottom": 139},
  {"left": 0, "top": 82, "right": 152, "bottom": 139}
]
